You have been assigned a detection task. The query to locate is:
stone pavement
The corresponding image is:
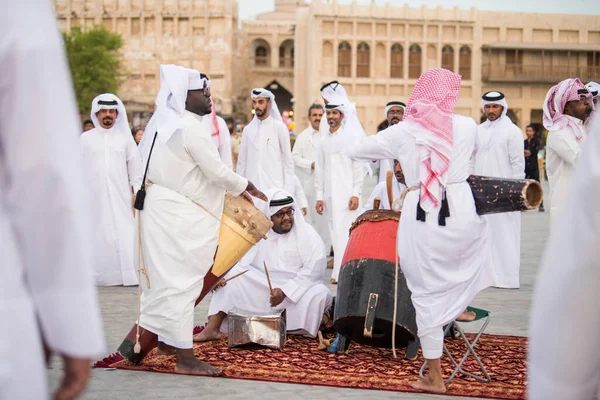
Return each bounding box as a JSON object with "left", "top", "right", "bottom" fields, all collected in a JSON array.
[{"left": 47, "top": 180, "right": 550, "bottom": 400}]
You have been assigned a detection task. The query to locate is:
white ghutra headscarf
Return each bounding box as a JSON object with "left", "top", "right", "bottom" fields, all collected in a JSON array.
[
  {"left": 90, "top": 93, "right": 130, "bottom": 137},
  {"left": 140, "top": 64, "right": 210, "bottom": 160},
  {"left": 250, "top": 88, "right": 282, "bottom": 122}
]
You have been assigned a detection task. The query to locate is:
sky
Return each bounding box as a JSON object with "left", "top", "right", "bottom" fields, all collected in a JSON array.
[{"left": 239, "top": 0, "right": 600, "bottom": 20}]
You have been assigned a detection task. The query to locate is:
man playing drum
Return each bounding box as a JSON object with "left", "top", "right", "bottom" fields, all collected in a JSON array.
[
  {"left": 135, "top": 65, "right": 266, "bottom": 376},
  {"left": 196, "top": 188, "right": 333, "bottom": 341},
  {"left": 349, "top": 69, "right": 493, "bottom": 393}
]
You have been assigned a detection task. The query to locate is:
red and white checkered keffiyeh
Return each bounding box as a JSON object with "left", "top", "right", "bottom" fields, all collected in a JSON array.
[
  {"left": 543, "top": 78, "right": 591, "bottom": 140},
  {"left": 405, "top": 68, "right": 461, "bottom": 212},
  {"left": 210, "top": 101, "right": 220, "bottom": 140}
]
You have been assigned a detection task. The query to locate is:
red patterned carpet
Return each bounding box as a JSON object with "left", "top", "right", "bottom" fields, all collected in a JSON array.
[{"left": 96, "top": 330, "right": 527, "bottom": 399}]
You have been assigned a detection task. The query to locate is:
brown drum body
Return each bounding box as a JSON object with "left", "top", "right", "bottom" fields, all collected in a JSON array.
[
  {"left": 468, "top": 175, "right": 543, "bottom": 215},
  {"left": 118, "top": 193, "right": 273, "bottom": 364},
  {"left": 333, "top": 210, "right": 418, "bottom": 349}
]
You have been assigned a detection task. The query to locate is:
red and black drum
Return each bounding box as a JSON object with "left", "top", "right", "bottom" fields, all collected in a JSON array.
[{"left": 333, "top": 210, "right": 419, "bottom": 358}]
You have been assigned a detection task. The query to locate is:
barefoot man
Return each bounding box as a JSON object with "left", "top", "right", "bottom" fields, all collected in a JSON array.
[
  {"left": 135, "top": 65, "right": 266, "bottom": 376},
  {"left": 195, "top": 188, "right": 332, "bottom": 341},
  {"left": 349, "top": 69, "right": 493, "bottom": 393}
]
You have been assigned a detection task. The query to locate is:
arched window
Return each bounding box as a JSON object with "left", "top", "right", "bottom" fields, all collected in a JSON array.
[
  {"left": 442, "top": 45, "right": 454, "bottom": 71},
  {"left": 459, "top": 46, "right": 472, "bottom": 80},
  {"left": 251, "top": 39, "right": 271, "bottom": 67},
  {"left": 255, "top": 46, "right": 268, "bottom": 66},
  {"left": 279, "top": 39, "right": 294, "bottom": 68},
  {"left": 357, "top": 42, "right": 370, "bottom": 78},
  {"left": 408, "top": 44, "right": 422, "bottom": 79},
  {"left": 338, "top": 41, "right": 352, "bottom": 77},
  {"left": 391, "top": 43, "right": 403, "bottom": 78}
]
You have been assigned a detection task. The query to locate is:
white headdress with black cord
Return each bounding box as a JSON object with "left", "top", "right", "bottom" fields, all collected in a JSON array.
[
  {"left": 384, "top": 101, "right": 406, "bottom": 118},
  {"left": 90, "top": 93, "right": 130, "bottom": 138}
]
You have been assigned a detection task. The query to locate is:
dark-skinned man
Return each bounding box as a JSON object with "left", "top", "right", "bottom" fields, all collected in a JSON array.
[
  {"left": 134, "top": 65, "right": 267, "bottom": 376},
  {"left": 377, "top": 101, "right": 406, "bottom": 183},
  {"left": 315, "top": 100, "right": 365, "bottom": 284},
  {"left": 237, "top": 88, "right": 295, "bottom": 194},
  {"left": 364, "top": 159, "right": 407, "bottom": 212},
  {"left": 544, "top": 78, "right": 594, "bottom": 219},
  {"left": 195, "top": 188, "right": 332, "bottom": 342},
  {"left": 80, "top": 93, "right": 143, "bottom": 286},
  {"left": 473, "top": 91, "right": 524, "bottom": 289}
]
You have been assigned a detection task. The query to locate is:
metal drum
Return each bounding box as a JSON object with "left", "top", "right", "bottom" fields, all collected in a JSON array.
[{"left": 333, "top": 210, "right": 418, "bottom": 356}]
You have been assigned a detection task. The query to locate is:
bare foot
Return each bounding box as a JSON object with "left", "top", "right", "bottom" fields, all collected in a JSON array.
[
  {"left": 174, "top": 349, "right": 222, "bottom": 376},
  {"left": 193, "top": 328, "right": 224, "bottom": 342},
  {"left": 411, "top": 373, "right": 446, "bottom": 394},
  {"left": 155, "top": 341, "right": 177, "bottom": 356},
  {"left": 457, "top": 309, "right": 476, "bottom": 322},
  {"left": 330, "top": 278, "right": 337, "bottom": 285},
  {"left": 326, "top": 259, "right": 334, "bottom": 269}
]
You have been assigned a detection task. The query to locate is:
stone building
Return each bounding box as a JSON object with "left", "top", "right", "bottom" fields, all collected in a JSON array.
[{"left": 53, "top": 0, "right": 600, "bottom": 134}]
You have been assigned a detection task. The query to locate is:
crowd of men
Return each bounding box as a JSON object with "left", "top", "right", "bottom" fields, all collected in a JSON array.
[{"left": 4, "top": 1, "right": 600, "bottom": 399}]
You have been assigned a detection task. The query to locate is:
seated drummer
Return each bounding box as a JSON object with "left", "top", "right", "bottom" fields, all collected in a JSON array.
[
  {"left": 195, "top": 188, "right": 333, "bottom": 341},
  {"left": 364, "top": 159, "right": 407, "bottom": 211}
]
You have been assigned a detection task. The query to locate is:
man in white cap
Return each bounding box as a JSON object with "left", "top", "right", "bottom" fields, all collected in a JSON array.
[
  {"left": 377, "top": 101, "right": 407, "bottom": 183},
  {"left": 292, "top": 103, "right": 330, "bottom": 248},
  {"left": 543, "top": 79, "right": 594, "bottom": 218},
  {"left": 202, "top": 102, "right": 233, "bottom": 169},
  {"left": 195, "top": 188, "right": 333, "bottom": 342},
  {"left": 237, "top": 88, "right": 295, "bottom": 193},
  {"left": 2, "top": 1, "right": 105, "bottom": 398},
  {"left": 80, "top": 93, "right": 143, "bottom": 286},
  {"left": 349, "top": 69, "right": 493, "bottom": 394},
  {"left": 315, "top": 98, "right": 366, "bottom": 284},
  {"left": 135, "top": 65, "right": 266, "bottom": 376},
  {"left": 472, "top": 91, "right": 524, "bottom": 289}
]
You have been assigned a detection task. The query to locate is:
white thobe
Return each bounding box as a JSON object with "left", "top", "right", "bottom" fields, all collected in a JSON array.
[
  {"left": 315, "top": 126, "right": 364, "bottom": 281},
  {"left": 208, "top": 222, "right": 333, "bottom": 338},
  {"left": 1, "top": 2, "right": 105, "bottom": 398},
  {"left": 546, "top": 116, "right": 586, "bottom": 218},
  {"left": 293, "top": 175, "right": 309, "bottom": 210},
  {"left": 80, "top": 127, "right": 143, "bottom": 286},
  {"left": 349, "top": 115, "right": 493, "bottom": 359},
  {"left": 363, "top": 180, "right": 407, "bottom": 212},
  {"left": 138, "top": 110, "right": 248, "bottom": 348},
  {"left": 529, "top": 119, "right": 600, "bottom": 400},
  {"left": 202, "top": 114, "right": 233, "bottom": 169},
  {"left": 237, "top": 116, "right": 295, "bottom": 193},
  {"left": 292, "top": 126, "right": 330, "bottom": 246},
  {"left": 473, "top": 116, "right": 525, "bottom": 288}
]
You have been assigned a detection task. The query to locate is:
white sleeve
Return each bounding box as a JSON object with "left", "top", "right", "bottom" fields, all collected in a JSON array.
[
  {"left": 127, "top": 136, "right": 143, "bottom": 191},
  {"left": 508, "top": 127, "right": 525, "bottom": 179},
  {"left": 279, "top": 122, "right": 296, "bottom": 193},
  {"left": 0, "top": 1, "right": 105, "bottom": 357},
  {"left": 294, "top": 176, "right": 309, "bottom": 209},
  {"left": 315, "top": 145, "right": 325, "bottom": 201},
  {"left": 292, "top": 132, "right": 314, "bottom": 171},
  {"left": 528, "top": 120, "right": 600, "bottom": 400},
  {"left": 183, "top": 123, "right": 248, "bottom": 196},
  {"left": 217, "top": 118, "right": 233, "bottom": 170},
  {"left": 547, "top": 131, "right": 581, "bottom": 166},
  {"left": 349, "top": 125, "right": 400, "bottom": 162},
  {"left": 352, "top": 158, "right": 365, "bottom": 199}
]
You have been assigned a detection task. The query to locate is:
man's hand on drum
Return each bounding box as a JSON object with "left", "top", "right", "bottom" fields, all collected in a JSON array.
[
  {"left": 315, "top": 200, "right": 324, "bottom": 215},
  {"left": 244, "top": 181, "right": 268, "bottom": 202},
  {"left": 348, "top": 196, "right": 359, "bottom": 211},
  {"left": 270, "top": 288, "right": 286, "bottom": 307}
]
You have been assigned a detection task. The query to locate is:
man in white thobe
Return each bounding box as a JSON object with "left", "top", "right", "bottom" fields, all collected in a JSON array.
[
  {"left": 136, "top": 65, "right": 265, "bottom": 376},
  {"left": 364, "top": 159, "right": 407, "bottom": 212},
  {"left": 195, "top": 189, "right": 333, "bottom": 341},
  {"left": 292, "top": 174, "right": 309, "bottom": 216},
  {"left": 473, "top": 91, "right": 524, "bottom": 289},
  {"left": 529, "top": 118, "right": 600, "bottom": 400},
  {"left": 237, "top": 88, "right": 295, "bottom": 193},
  {"left": 377, "top": 101, "right": 406, "bottom": 184},
  {"left": 543, "top": 78, "right": 594, "bottom": 218},
  {"left": 349, "top": 69, "right": 493, "bottom": 394},
  {"left": 292, "top": 103, "right": 330, "bottom": 247},
  {"left": 315, "top": 100, "right": 365, "bottom": 283},
  {"left": 2, "top": 2, "right": 105, "bottom": 398},
  {"left": 202, "top": 103, "right": 233, "bottom": 169},
  {"left": 80, "top": 93, "right": 143, "bottom": 286}
]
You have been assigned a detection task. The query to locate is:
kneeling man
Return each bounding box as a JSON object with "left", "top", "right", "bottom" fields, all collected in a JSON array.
[{"left": 196, "top": 188, "right": 333, "bottom": 340}]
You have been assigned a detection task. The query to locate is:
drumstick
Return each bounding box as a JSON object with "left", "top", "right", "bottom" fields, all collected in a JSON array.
[
  {"left": 386, "top": 170, "right": 394, "bottom": 208},
  {"left": 221, "top": 270, "right": 248, "bottom": 284},
  {"left": 263, "top": 261, "right": 274, "bottom": 295}
]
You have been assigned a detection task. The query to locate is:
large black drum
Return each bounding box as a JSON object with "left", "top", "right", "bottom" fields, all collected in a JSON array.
[{"left": 333, "top": 210, "right": 418, "bottom": 357}]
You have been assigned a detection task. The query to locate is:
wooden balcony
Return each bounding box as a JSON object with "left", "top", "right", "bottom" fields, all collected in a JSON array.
[{"left": 482, "top": 63, "right": 600, "bottom": 84}]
